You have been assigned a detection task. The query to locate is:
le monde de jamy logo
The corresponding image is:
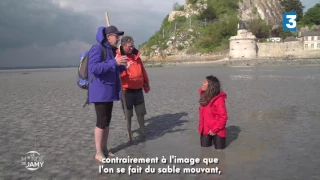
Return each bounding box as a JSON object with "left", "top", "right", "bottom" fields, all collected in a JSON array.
[{"left": 21, "top": 151, "right": 45, "bottom": 171}]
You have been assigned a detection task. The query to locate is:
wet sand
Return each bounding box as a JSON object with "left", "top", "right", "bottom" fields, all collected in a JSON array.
[{"left": 1, "top": 65, "right": 320, "bottom": 180}]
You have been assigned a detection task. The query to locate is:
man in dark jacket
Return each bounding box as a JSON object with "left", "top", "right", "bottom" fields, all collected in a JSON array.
[{"left": 88, "top": 25, "right": 128, "bottom": 162}]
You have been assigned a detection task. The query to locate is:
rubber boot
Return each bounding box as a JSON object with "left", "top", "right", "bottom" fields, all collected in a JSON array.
[{"left": 137, "top": 115, "right": 145, "bottom": 137}]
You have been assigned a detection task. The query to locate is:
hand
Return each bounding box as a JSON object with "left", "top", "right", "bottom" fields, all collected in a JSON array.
[
  {"left": 208, "top": 130, "right": 216, "bottom": 136},
  {"left": 115, "top": 55, "right": 128, "bottom": 66},
  {"left": 143, "top": 83, "right": 150, "bottom": 93},
  {"left": 126, "top": 61, "right": 133, "bottom": 68},
  {"left": 144, "top": 86, "right": 150, "bottom": 93}
]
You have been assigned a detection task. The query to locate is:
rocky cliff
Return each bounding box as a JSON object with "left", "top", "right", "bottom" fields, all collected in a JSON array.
[
  {"left": 239, "top": 0, "right": 283, "bottom": 25},
  {"left": 140, "top": 0, "right": 284, "bottom": 61},
  {"left": 168, "top": 0, "right": 208, "bottom": 21}
]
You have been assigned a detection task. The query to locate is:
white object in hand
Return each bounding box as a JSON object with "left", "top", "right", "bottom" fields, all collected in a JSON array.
[{"left": 126, "top": 61, "right": 133, "bottom": 68}]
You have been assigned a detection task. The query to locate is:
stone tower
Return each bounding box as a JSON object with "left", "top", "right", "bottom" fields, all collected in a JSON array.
[{"left": 229, "top": 23, "right": 257, "bottom": 59}]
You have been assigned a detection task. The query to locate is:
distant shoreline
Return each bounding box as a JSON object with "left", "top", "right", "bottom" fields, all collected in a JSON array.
[
  {"left": 143, "top": 58, "right": 320, "bottom": 67},
  {"left": 0, "top": 66, "right": 77, "bottom": 71},
  {"left": 1, "top": 58, "right": 320, "bottom": 71}
]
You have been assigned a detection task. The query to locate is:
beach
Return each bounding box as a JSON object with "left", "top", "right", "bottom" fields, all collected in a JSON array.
[{"left": 1, "top": 64, "right": 320, "bottom": 180}]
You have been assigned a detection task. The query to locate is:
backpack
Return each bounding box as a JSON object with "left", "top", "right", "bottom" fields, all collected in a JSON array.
[{"left": 77, "top": 43, "right": 107, "bottom": 107}]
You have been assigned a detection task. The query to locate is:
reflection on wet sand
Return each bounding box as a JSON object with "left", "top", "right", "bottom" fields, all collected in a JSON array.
[
  {"left": 227, "top": 105, "right": 300, "bottom": 167},
  {"left": 243, "top": 105, "right": 298, "bottom": 121}
]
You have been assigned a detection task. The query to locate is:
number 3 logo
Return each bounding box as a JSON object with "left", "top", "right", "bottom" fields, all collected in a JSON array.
[
  {"left": 286, "top": 15, "right": 297, "bottom": 29},
  {"left": 283, "top": 12, "right": 297, "bottom": 32}
]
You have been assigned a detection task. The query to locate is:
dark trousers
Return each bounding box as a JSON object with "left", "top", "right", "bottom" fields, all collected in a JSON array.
[
  {"left": 200, "top": 134, "right": 226, "bottom": 149},
  {"left": 94, "top": 102, "right": 113, "bottom": 129},
  {"left": 121, "top": 88, "right": 145, "bottom": 110}
]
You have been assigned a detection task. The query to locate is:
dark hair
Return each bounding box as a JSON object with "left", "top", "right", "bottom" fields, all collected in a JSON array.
[{"left": 199, "top": 75, "right": 221, "bottom": 106}]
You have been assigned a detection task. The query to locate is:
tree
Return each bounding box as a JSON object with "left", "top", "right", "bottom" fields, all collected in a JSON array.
[
  {"left": 302, "top": 3, "right": 320, "bottom": 25},
  {"left": 172, "top": 2, "right": 184, "bottom": 11},
  {"left": 198, "top": 5, "right": 216, "bottom": 20},
  {"left": 212, "top": 0, "right": 239, "bottom": 16},
  {"left": 219, "top": 15, "right": 238, "bottom": 37},
  {"left": 186, "top": 0, "right": 197, "bottom": 5},
  {"left": 272, "top": 27, "right": 294, "bottom": 39},
  {"left": 271, "top": 27, "right": 280, "bottom": 37},
  {"left": 247, "top": 19, "right": 271, "bottom": 39},
  {"left": 280, "top": 0, "right": 304, "bottom": 22},
  {"left": 279, "top": 28, "right": 294, "bottom": 39}
]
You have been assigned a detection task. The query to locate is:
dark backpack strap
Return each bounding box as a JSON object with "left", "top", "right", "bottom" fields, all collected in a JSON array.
[
  {"left": 87, "top": 43, "right": 107, "bottom": 83},
  {"left": 98, "top": 43, "right": 107, "bottom": 61},
  {"left": 83, "top": 97, "right": 89, "bottom": 108},
  {"left": 83, "top": 43, "right": 108, "bottom": 108}
]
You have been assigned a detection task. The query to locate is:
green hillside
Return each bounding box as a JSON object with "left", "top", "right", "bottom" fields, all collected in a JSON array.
[
  {"left": 139, "top": 0, "right": 240, "bottom": 56},
  {"left": 139, "top": 0, "right": 319, "bottom": 58}
]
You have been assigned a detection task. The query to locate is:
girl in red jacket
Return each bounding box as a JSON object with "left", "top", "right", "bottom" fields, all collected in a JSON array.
[{"left": 198, "top": 75, "right": 228, "bottom": 149}]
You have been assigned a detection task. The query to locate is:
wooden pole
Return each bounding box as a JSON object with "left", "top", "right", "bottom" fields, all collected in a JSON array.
[
  {"left": 105, "top": 12, "right": 110, "bottom": 26},
  {"left": 104, "top": 12, "right": 132, "bottom": 143}
]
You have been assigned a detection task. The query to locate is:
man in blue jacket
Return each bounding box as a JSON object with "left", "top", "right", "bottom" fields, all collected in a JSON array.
[{"left": 88, "top": 25, "right": 128, "bottom": 162}]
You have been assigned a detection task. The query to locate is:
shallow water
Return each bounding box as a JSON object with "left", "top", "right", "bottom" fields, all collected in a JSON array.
[{"left": 0, "top": 65, "right": 319, "bottom": 179}]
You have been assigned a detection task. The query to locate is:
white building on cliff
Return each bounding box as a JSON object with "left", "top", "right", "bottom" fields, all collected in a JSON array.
[{"left": 229, "top": 23, "right": 257, "bottom": 59}]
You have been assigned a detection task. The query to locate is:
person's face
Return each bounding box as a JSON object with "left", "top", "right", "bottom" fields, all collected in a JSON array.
[
  {"left": 201, "top": 79, "right": 208, "bottom": 91},
  {"left": 107, "top": 33, "right": 120, "bottom": 46},
  {"left": 123, "top": 43, "right": 134, "bottom": 54}
]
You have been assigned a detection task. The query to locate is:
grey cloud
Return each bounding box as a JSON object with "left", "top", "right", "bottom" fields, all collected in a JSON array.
[
  {"left": 0, "top": 0, "right": 98, "bottom": 49},
  {"left": 0, "top": 0, "right": 185, "bottom": 68},
  {"left": 0, "top": 40, "right": 91, "bottom": 67},
  {"left": 61, "top": 0, "right": 180, "bottom": 16},
  {"left": 56, "top": 0, "right": 185, "bottom": 46}
]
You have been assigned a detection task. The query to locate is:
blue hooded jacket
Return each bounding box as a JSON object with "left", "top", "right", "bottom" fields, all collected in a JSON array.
[{"left": 88, "top": 26, "right": 126, "bottom": 103}]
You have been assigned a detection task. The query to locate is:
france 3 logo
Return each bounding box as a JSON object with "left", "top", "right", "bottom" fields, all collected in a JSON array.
[{"left": 283, "top": 11, "right": 297, "bottom": 32}]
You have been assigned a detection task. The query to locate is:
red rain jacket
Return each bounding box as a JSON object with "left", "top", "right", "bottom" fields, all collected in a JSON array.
[
  {"left": 117, "top": 47, "right": 150, "bottom": 92},
  {"left": 198, "top": 88, "right": 228, "bottom": 137}
]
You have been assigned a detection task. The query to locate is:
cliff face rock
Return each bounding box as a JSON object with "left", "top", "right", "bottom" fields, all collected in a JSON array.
[
  {"left": 239, "top": 0, "right": 283, "bottom": 25},
  {"left": 170, "top": 0, "right": 284, "bottom": 25},
  {"left": 168, "top": 11, "right": 185, "bottom": 22},
  {"left": 299, "top": 25, "right": 320, "bottom": 33},
  {"left": 146, "top": 28, "right": 197, "bottom": 58},
  {"left": 184, "top": 0, "right": 208, "bottom": 18},
  {"left": 168, "top": 0, "right": 207, "bottom": 22}
]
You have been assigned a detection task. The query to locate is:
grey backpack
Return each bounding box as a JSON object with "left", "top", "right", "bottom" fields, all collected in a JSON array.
[{"left": 77, "top": 43, "right": 107, "bottom": 107}]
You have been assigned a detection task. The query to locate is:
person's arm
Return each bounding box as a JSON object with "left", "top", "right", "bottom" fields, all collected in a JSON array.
[
  {"left": 89, "top": 45, "right": 117, "bottom": 75},
  {"left": 119, "top": 65, "right": 127, "bottom": 73},
  {"left": 139, "top": 58, "right": 150, "bottom": 92},
  {"left": 211, "top": 97, "right": 228, "bottom": 134}
]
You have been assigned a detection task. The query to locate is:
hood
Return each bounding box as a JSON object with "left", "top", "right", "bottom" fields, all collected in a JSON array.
[
  {"left": 210, "top": 91, "right": 227, "bottom": 103},
  {"left": 216, "top": 91, "right": 227, "bottom": 100},
  {"left": 96, "top": 26, "right": 106, "bottom": 44}
]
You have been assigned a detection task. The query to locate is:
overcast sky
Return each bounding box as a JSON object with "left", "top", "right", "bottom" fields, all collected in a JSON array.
[{"left": 0, "top": 0, "right": 318, "bottom": 68}]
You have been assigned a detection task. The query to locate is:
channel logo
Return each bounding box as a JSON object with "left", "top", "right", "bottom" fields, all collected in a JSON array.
[{"left": 283, "top": 11, "right": 297, "bottom": 32}]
